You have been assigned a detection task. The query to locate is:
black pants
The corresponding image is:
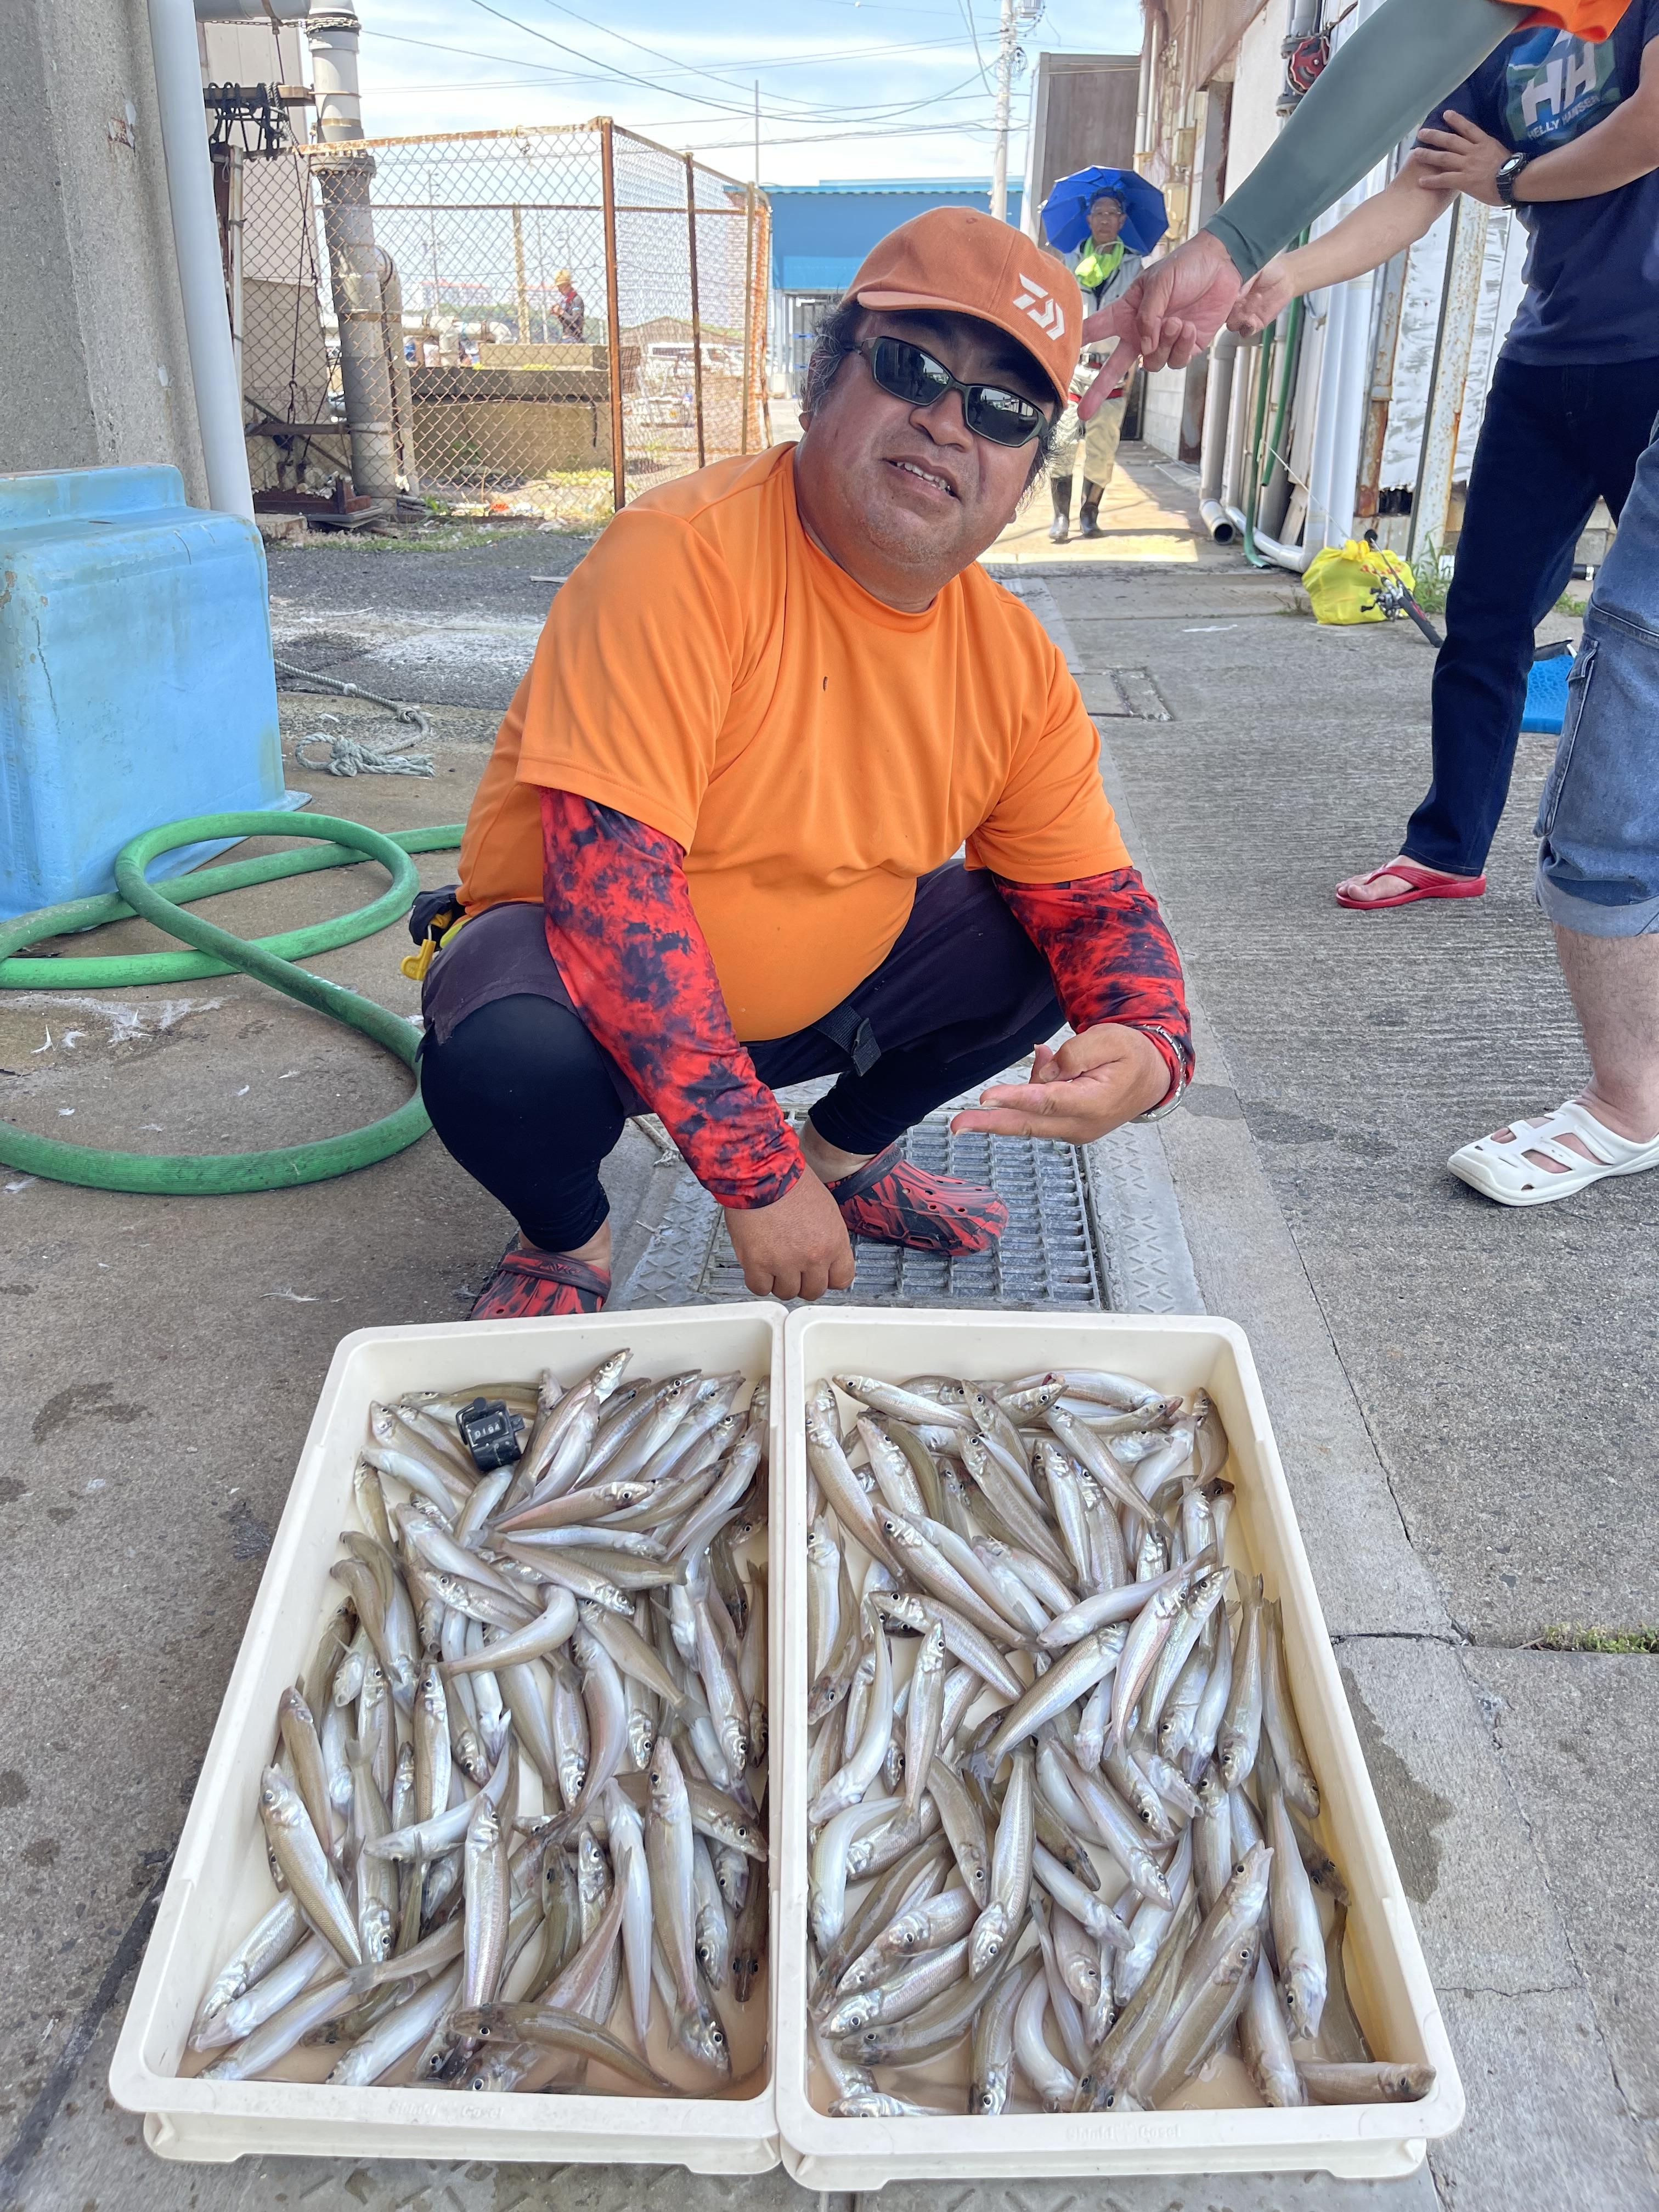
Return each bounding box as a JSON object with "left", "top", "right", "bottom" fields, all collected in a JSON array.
[
  {"left": 1404, "top": 354, "right": 1659, "bottom": 876},
  {"left": 420, "top": 861, "right": 1064, "bottom": 1252}
]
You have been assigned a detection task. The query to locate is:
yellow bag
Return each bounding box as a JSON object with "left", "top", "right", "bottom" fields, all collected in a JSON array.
[{"left": 1304, "top": 539, "right": 1415, "bottom": 625}]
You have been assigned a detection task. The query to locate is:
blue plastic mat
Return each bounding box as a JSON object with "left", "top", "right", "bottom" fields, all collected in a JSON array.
[{"left": 1522, "top": 649, "right": 1573, "bottom": 734}]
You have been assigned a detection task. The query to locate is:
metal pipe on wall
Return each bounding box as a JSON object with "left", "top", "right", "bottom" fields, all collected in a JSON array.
[
  {"left": 374, "top": 247, "right": 418, "bottom": 491},
  {"left": 145, "top": 0, "right": 256, "bottom": 517},
  {"left": 213, "top": 145, "right": 246, "bottom": 392},
  {"left": 1357, "top": 245, "right": 1409, "bottom": 521},
  {"left": 1322, "top": 275, "right": 1374, "bottom": 543},
  {"left": 1221, "top": 331, "right": 1255, "bottom": 512},
  {"left": 1302, "top": 281, "right": 1347, "bottom": 546},
  {"left": 306, "top": 7, "right": 365, "bottom": 143},
  {"left": 306, "top": 7, "right": 399, "bottom": 500},
  {"left": 1197, "top": 331, "right": 1238, "bottom": 541}
]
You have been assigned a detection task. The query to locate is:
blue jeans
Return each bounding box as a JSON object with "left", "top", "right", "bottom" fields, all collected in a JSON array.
[
  {"left": 1536, "top": 411, "right": 1659, "bottom": 936},
  {"left": 1401, "top": 355, "right": 1659, "bottom": 877}
]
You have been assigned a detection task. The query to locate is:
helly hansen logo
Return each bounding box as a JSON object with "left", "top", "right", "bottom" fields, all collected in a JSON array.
[{"left": 1014, "top": 273, "right": 1065, "bottom": 340}]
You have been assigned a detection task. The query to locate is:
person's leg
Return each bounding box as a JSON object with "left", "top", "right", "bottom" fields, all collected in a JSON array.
[
  {"left": 1341, "top": 360, "right": 1596, "bottom": 902},
  {"left": 1049, "top": 398, "right": 1081, "bottom": 540},
  {"left": 420, "top": 995, "right": 626, "bottom": 1293},
  {"left": 1552, "top": 927, "right": 1659, "bottom": 1140},
  {"left": 1451, "top": 409, "right": 1659, "bottom": 1197},
  {"left": 1079, "top": 394, "right": 1127, "bottom": 533},
  {"left": 794, "top": 864, "right": 1063, "bottom": 1163},
  {"left": 740, "top": 865, "right": 1063, "bottom": 1254}
]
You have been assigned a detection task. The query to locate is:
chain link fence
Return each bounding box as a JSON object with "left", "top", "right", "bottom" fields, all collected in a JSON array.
[{"left": 238, "top": 122, "right": 771, "bottom": 524}]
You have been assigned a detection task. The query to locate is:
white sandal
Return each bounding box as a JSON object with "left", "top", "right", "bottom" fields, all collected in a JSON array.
[{"left": 1448, "top": 1098, "right": 1659, "bottom": 1207}]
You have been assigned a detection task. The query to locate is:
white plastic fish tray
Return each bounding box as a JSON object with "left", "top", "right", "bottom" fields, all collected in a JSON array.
[
  {"left": 109, "top": 1305, "right": 786, "bottom": 2170},
  {"left": 776, "top": 1307, "right": 1464, "bottom": 2188}
]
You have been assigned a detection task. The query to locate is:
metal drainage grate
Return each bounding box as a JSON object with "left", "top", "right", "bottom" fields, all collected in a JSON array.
[{"left": 617, "top": 1116, "right": 1103, "bottom": 1311}]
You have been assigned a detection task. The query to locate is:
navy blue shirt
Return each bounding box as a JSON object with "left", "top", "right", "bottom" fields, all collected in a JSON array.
[{"left": 1432, "top": 0, "right": 1659, "bottom": 364}]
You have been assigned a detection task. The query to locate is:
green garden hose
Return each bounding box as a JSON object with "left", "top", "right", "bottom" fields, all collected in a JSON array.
[{"left": 0, "top": 811, "right": 463, "bottom": 1195}]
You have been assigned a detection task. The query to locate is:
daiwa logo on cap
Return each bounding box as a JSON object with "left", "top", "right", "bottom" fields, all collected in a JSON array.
[{"left": 1013, "top": 273, "right": 1065, "bottom": 341}]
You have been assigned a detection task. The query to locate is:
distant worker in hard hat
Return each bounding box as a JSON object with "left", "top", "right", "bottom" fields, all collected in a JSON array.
[
  {"left": 553, "top": 269, "right": 586, "bottom": 341},
  {"left": 1039, "top": 169, "right": 1168, "bottom": 542}
]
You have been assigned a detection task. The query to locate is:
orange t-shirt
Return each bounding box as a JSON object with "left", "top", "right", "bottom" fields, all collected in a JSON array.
[
  {"left": 458, "top": 444, "right": 1130, "bottom": 1041},
  {"left": 1524, "top": 0, "right": 1630, "bottom": 36}
]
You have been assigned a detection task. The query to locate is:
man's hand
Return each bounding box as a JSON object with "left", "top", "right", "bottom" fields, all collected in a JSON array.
[
  {"left": 723, "top": 1170, "right": 856, "bottom": 1301},
  {"left": 1414, "top": 110, "right": 1509, "bottom": 204},
  {"left": 950, "top": 1024, "right": 1172, "bottom": 1146},
  {"left": 1227, "top": 255, "right": 1296, "bottom": 337},
  {"left": 1079, "top": 229, "right": 1246, "bottom": 407},
  {"left": 1076, "top": 299, "right": 1141, "bottom": 408}
]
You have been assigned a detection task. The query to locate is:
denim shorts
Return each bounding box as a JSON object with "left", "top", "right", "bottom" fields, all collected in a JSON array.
[{"left": 1536, "top": 413, "right": 1659, "bottom": 936}]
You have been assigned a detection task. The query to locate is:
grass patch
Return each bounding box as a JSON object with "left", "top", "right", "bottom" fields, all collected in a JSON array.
[
  {"left": 1408, "top": 540, "right": 1452, "bottom": 617},
  {"left": 1555, "top": 591, "right": 1588, "bottom": 617},
  {"left": 1529, "top": 1624, "right": 1659, "bottom": 1654}
]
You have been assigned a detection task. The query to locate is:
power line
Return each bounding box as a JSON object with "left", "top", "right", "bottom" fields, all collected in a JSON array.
[
  {"left": 366, "top": 21, "right": 977, "bottom": 87},
  {"left": 463, "top": 0, "right": 993, "bottom": 125},
  {"left": 958, "top": 0, "right": 994, "bottom": 93}
]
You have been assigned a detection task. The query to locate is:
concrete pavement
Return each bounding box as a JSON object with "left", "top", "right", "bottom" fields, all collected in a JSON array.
[{"left": 1, "top": 449, "right": 1652, "bottom": 2210}]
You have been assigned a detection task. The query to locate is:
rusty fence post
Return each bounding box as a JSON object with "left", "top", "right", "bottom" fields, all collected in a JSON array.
[
  {"left": 511, "top": 203, "right": 531, "bottom": 343},
  {"left": 599, "top": 117, "right": 627, "bottom": 512},
  {"left": 755, "top": 194, "right": 773, "bottom": 445},
  {"left": 685, "top": 154, "right": 707, "bottom": 471}
]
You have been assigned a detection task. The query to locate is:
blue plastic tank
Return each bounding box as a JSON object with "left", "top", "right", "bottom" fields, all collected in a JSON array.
[{"left": 0, "top": 464, "right": 303, "bottom": 921}]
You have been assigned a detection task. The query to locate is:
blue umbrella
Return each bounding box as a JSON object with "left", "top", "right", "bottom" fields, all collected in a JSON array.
[{"left": 1041, "top": 165, "right": 1168, "bottom": 259}]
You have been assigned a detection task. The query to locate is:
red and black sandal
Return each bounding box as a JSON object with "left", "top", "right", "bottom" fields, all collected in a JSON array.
[
  {"left": 469, "top": 1240, "right": 611, "bottom": 1320},
  {"left": 827, "top": 1143, "right": 1008, "bottom": 1256}
]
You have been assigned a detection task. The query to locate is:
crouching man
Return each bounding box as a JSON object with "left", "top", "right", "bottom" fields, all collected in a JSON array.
[{"left": 416, "top": 210, "right": 1193, "bottom": 1314}]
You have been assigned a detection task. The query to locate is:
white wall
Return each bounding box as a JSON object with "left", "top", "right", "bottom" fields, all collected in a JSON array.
[
  {"left": 1226, "top": 0, "right": 1290, "bottom": 193},
  {"left": 1376, "top": 205, "right": 1529, "bottom": 496},
  {"left": 1138, "top": 0, "right": 1288, "bottom": 461},
  {"left": 1, "top": 0, "right": 205, "bottom": 494}
]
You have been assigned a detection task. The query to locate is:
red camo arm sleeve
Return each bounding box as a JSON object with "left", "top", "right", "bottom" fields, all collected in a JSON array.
[
  {"left": 996, "top": 867, "right": 1195, "bottom": 1099},
  {"left": 540, "top": 787, "right": 806, "bottom": 1209}
]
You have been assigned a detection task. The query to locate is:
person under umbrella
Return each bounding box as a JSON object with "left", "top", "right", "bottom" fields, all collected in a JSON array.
[{"left": 1043, "top": 177, "right": 1163, "bottom": 540}]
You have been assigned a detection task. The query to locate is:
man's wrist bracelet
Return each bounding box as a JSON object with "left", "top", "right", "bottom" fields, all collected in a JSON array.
[{"left": 1128, "top": 1022, "right": 1190, "bottom": 1121}]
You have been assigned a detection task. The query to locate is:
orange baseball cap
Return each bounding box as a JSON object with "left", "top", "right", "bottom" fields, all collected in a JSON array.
[{"left": 847, "top": 207, "right": 1082, "bottom": 405}]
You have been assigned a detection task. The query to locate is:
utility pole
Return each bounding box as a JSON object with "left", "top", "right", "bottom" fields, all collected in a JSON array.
[
  {"left": 990, "top": 0, "right": 1015, "bottom": 221},
  {"left": 989, "top": 0, "right": 1041, "bottom": 223}
]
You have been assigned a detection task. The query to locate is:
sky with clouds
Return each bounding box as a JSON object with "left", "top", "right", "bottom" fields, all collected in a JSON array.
[{"left": 349, "top": 0, "right": 1143, "bottom": 189}]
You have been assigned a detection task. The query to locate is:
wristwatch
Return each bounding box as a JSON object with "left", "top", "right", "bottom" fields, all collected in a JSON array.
[
  {"left": 1494, "top": 150, "right": 1532, "bottom": 206},
  {"left": 1130, "top": 1023, "right": 1190, "bottom": 1122}
]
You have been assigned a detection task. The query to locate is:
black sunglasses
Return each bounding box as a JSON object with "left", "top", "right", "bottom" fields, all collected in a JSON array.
[{"left": 853, "top": 335, "right": 1048, "bottom": 448}]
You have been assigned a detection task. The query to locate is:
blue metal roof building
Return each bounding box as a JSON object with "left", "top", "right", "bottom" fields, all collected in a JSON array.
[
  {"left": 765, "top": 179, "right": 1026, "bottom": 394},
  {"left": 765, "top": 178, "right": 1025, "bottom": 295}
]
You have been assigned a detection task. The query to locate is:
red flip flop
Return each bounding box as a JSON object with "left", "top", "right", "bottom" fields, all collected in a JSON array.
[
  {"left": 827, "top": 1142, "right": 1008, "bottom": 1256},
  {"left": 1335, "top": 861, "right": 1487, "bottom": 911},
  {"left": 470, "top": 1241, "right": 611, "bottom": 1319}
]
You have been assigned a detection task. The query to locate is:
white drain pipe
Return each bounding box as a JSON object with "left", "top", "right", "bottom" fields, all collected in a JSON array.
[
  {"left": 146, "top": 0, "right": 257, "bottom": 517},
  {"left": 1197, "top": 332, "right": 1238, "bottom": 542}
]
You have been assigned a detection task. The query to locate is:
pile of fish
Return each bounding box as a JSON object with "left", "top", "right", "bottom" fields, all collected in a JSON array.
[
  {"left": 188, "top": 1355, "right": 770, "bottom": 2096},
  {"left": 803, "top": 1367, "right": 1434, "bottom": 2119}
]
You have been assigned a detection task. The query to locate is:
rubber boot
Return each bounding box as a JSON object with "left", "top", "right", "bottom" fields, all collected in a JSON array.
[
  {"left": 1048, "top": 475, "right": 1072, "bottom": 543},
  {"left": 1079, "top": 480, "right": 1103, "bottom": 538}
]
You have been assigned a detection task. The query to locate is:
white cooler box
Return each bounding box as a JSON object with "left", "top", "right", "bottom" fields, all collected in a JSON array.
[
  {"left": 776, "top": 1308, "right": 1463, "bottom": 2188},
  {"left": 109, "top": 1306, "right": 785, "bottom": 2170}
]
